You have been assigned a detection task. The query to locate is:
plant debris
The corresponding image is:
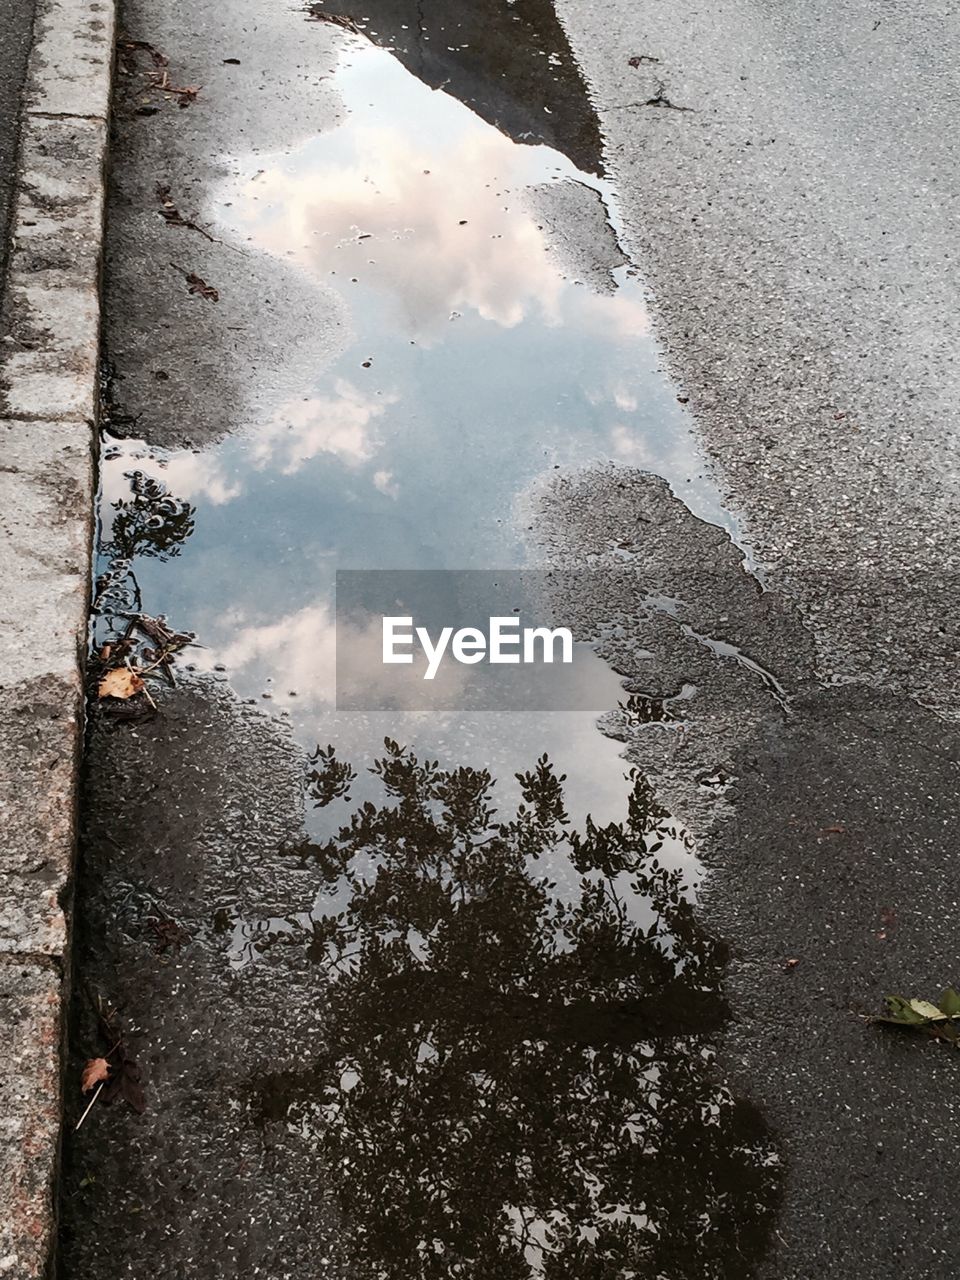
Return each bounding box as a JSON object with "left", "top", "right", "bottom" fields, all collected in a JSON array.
[
  {"left": 154, "top": 72, "right": 202, "bottom": 108},
  {"left": 119, "top": 34, "right": 200, "bottom": 108},
  {"left": 304, "top": 5, "right": 360, "bottom": 31},
  {"left": 870, "top": 988, "right": 960, "bottom": 1045},
  {"left": 628, "top": 54, "right": 660, "bottom": 66},
  {"left": 644, "top": 81, "right": 694, "bottom": 112},
  {"left": 156, "top": 183, "right": 218, "bottom": 242},
  {"left": 119, "top": 35, "right": 168, "bottom": 69},
  {"left": 170, "top": 261, "right": 219, "bottom": 301},
  {"left": 93, "top": 611, "right": 197, "bottom": 721},
  {"left": 81, "top": 1058, "right": 111, "bottom": 1094},
  {"left": 145, "top": 908, "right": 190, "bottom": 955},
  {"left": 76, "top": 1005, "right": 147, "bottom": 1129},
  {"left": 97, "top": 667, "right": 146, "bottom": 700}
]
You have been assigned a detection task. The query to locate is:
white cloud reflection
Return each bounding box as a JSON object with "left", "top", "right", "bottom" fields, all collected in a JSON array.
[
  {"left": 251, "top": 379, "right": 399, "bottom": 474},
  {"left": 211, "top": 45, "right": 635, "bottom": 340},
  {"left": 196, "top": 598, "right": 466, "bottom": 710},
  {"left": 101, "top": 442, "right": 242, "bottom": 508}
]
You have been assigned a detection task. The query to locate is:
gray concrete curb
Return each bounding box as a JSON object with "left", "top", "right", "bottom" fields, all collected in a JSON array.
[{"left": 0, "top": 0, "right": 114, "bottom": 1274}]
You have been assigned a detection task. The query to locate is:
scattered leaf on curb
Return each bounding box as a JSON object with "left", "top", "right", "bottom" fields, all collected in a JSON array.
[
  {"left": 97, "top": 668, "right": 146, "bottom": 700},
  {"left": 628, "top": 54, "right": 660, "bottom": 67},
  {"left": 81, "top": 1058, "right": 111, "bottom": 1093}
]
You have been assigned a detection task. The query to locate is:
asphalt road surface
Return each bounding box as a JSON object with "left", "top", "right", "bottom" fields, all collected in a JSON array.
[
  {"left": 60, "top": 2, "right": 960, "bottom": 1277},
  {"left": 0, "top": 0, "right": 34, "bottom": 317}
]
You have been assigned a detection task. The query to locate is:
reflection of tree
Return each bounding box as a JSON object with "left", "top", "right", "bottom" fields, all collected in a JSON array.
[
  {"left": 263, "top": 742, "right": 781, "bottom": 1278},
  {"left": 104, "top": 469, "right": 195, "bottom": 563},
  {"left": 95, "top": 469, "right": 195, "bottom": 617}
]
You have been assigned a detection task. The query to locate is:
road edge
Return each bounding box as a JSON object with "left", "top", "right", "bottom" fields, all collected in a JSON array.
[{"left": 0, "top": 0, "right": 114, "bottom": 1274}]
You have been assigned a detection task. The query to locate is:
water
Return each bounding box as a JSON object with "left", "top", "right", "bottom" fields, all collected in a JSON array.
[
  {"left": 62, "top": 8, "right": 781, "bottom": 1276},
  {"left": 94, "top": 29, "right": 735, "bottom": 843}
]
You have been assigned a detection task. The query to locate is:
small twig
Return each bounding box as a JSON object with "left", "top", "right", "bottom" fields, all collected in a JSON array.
[{"left": 75, "top": 1081, "right": 105, "bottom": 1130}]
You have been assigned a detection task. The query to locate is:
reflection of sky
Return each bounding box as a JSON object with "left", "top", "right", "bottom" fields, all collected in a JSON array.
[{"left": 98, "top": 38, "right": 719, "bottom": 863}]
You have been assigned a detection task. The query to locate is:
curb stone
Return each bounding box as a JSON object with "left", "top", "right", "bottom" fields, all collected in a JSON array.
[{"left": 0, "top": 0, "right": 114, "bottom": 1273}]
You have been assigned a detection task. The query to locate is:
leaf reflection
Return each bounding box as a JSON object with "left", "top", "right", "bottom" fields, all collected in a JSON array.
[{"left": 258, "top": 741, "right": 781, "bottom": 1277}]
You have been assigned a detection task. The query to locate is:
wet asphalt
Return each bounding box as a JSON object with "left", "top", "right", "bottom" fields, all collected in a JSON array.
[
  {"left": 0, "top": 0, "right": 34, "bottom": 319},
  {"left": 551, "top": 3, "right": 960, "bottom": 1272},
  {"left": 61, "top": 1, "right": 960, "bottom": 1277}
]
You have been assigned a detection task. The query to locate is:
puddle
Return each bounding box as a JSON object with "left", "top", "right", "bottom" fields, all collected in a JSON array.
[
  {"left": 64, "top": 7, "right": 782, "bottom": 1277},
  {"left": 94, "top": 30, "right": 737, "bottom": 848}
]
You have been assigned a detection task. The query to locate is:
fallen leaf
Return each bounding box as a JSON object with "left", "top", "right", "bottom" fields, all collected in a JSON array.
[
  {"left": 908, "top": 999, "right": 947, "bottom": 1021},
  {"left": 628, "top": 53, "right": 660, "bottom": 67},
  {"left": 98, "top": 668, "right": 145, "bottom": 700},
  {"left": 81, "top": 1058, "right": 111, "bottom": 1093},
  {"left": 872, "top": 991, "right": 960, "bottom": 1046}
]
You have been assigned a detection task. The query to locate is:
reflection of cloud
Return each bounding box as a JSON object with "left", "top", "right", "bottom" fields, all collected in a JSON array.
[
  {"left": 102, "top": 442, "right": 241, "bottom": 506},
  {"left": 156, "top": 452, "right": 242, "bottom": 505},
  {"left": 610, "top": 425, "right": 649, "bottom": 466},
  {"left": 252, "top": 379, "right": 398, "bottom": 474},
  {"left": 574, "top": 291, "right": 650, "bottom": 340},
  {"left": 220, "top": 73, "right": 576, "bottom": 338},
  {"left": 202, "top": 603, "right": 338, "bottom": 704},
  {"left": 198, "top": 599, "right": 466, "bottom": 709},
  {"left": 373, "top": 469, "right": 399, "bottom": 499}
]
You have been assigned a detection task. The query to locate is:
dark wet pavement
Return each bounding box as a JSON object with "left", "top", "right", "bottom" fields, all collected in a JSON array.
[
  {"left": 0, "top": 0, "right": 35, "bottom": 327},
  {"left": 60, "top": 0, "right": 960, "bottom": 1277},
  {"left": 61, "top": 2, "right": 785, "bottom": 1274}
]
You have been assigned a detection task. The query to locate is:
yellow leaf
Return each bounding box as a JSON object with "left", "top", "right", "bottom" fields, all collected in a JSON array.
[{"left": 97, "top": 668, "right": 145, "bottom": 700}]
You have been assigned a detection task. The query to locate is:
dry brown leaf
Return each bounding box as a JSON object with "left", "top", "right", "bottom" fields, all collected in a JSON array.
[
  {"left": 81, "top": 1057, "right": 111, "bottom": 1093},
  {"left": 98, "top": 668, "right": 145, "bottom": 700}
]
